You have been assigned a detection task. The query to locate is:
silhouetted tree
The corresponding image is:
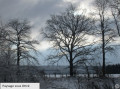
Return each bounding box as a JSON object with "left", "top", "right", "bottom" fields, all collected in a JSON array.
[
  {"left": 42, "top": 5, "right": 95, "bottom": 76},
  {"left": 110, "top": 0, "right": 120, "bottom": 36},
  {"left": 94, "top": 0, "right": 115, "bottom": 77},
  {"left": 6, "top": 19, "right": 39, "bottom": 71},
  {"left": 0, "top": 21, "right": 16, "bottom": 82}
]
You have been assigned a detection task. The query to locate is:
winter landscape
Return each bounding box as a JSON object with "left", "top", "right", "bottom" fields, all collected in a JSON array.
[{"left": 0, "top": 0, "right": 120, "bottom": 89}]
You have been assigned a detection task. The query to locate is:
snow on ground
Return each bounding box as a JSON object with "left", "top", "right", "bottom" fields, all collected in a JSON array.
[{"left": 40, "top": 77, "right": 120, "bottom": 89}]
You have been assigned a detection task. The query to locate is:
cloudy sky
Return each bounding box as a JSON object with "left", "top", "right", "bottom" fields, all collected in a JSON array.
[
  {"left": 1, "top": 0, "right": 120, "bottom": 65},
  {"left": 0, "top": 0, "right": 94, "bottom": 50},
  {"left": 0, "top": 0, "right": 94, "bottom": 38}
]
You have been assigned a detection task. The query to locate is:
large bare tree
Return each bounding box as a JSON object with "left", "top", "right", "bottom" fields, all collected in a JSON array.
[{"left": 42, "top": 6, "right": 95, "bottom": 76}]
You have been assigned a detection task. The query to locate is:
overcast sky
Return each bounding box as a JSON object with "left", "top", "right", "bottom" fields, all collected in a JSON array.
[
  {"left": 1, "top": 0, "right": 119, "bottom": 65},
  {"left": 0, "top": 0, "right": 94, "bottom": 40}
]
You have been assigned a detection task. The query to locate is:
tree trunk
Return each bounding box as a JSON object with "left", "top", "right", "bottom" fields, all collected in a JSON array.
[
  {"left": 17, "top": 50, "right": 20, "bottom": 67},
  {"left": 17, "top": 42, "right": 20, "bottom": 71},
  {"left": 70, "top": 52, "right": 73, "bottom": 76},
  {"left": 16, "top": 39, "right": 20, "bottom": 81},
  {"left": 17, "top": 37, "right": 20, "bottom": 68},
  {"left": 86, "top": 66, "right": 90, "bottom": 78},
  {"left": 70, "top": 60, "right": 73, "bottom": 76},
  {"left": 102, "top": 27, "right": 105, "bottom": 77}
]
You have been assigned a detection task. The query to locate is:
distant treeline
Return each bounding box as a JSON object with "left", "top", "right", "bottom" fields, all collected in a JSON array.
[{"left": 106, "top": 64, "right": 120, "bottom": 74}]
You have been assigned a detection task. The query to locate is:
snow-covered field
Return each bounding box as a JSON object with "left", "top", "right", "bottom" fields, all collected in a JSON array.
[{"left": 40, "top": 77, "right": 120, "bottom": 89}]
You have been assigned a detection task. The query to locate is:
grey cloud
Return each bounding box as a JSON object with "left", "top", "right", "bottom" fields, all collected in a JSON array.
[
  {"left": 0, "top": 0, "right": 75, "bottom": 34},
  {"left": 0, "top": 0, "right": 89, "bottom": 41},
  {"left": 0, "top": 0, "right": 93, "bottom": 37},
  {"left": 0, "top": 0, "right": 67, "bottom": 21},
  {"left": 0, "top": 0, "right": 69, "bottom": 40}
]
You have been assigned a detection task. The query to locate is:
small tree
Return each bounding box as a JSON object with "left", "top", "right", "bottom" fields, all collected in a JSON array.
[
  {"left": 6, "top": 19, "right": 38, "bottom": 72},
  {"left": 0, "top": 21, "right": 16, "bottom": 82},
  {"left": 94, "top": 0, "right": 116, "bottom": 77},
  {"left": 42, "top": 5, "right": 95, "bottom": 76}
]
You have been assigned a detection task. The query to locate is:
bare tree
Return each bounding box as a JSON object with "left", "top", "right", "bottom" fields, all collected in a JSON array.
[
  {"left": 0, "top": 21, "right": 16, "bottom": 82},
  {"left": 6, "top": 19, "right": 39, "bottom": 72},
  {"left": 42, "top": 5, "right": 95, "bottom": 76},
  {"left": 110, "top": 0, "right": 120, "bottom": 36},
  {"left": 94, "top": 0, "right": 115, "bottom": 77}
]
